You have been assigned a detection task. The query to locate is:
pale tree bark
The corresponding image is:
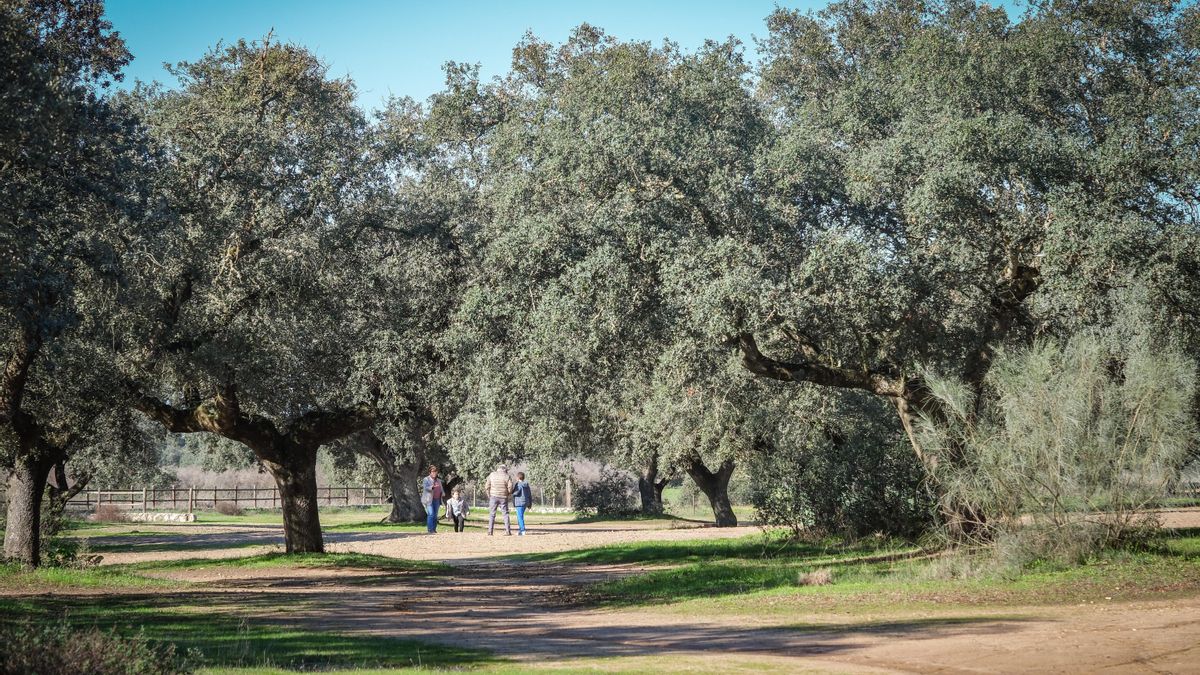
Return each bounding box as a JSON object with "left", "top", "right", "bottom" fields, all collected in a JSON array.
[
  {"left": 136, "top": 383, "right": 373, "bottom": 553},
  {"left": 685, "top": 456, "right": 737, "bottom": 527}
]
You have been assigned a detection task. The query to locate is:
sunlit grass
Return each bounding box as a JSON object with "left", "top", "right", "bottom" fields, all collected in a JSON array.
[{"left": 0, "top": 594, "right": 498, "bottom": 672}]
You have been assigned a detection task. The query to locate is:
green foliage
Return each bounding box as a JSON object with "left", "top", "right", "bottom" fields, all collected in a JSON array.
[
  {"left": 573, "top": 467, "right": 638, "bottom": 517},
  {"left": 750, "top": 406, "right": 935, "bottom": 539},
  {"left": 921, "top": 334, "right": 1198, "bottom": 564},
  {"left": 0, "top": 620, "right": 197, "bottom": 675}
]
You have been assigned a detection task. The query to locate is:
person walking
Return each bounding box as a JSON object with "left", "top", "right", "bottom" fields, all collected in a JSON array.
[
  {"left": 446, "top": 486, "right": 469, "bottom": 532},
  {"left": 485, "top": 463, "right": 513, "bottom": 536},
  {"left": 513, "top": 471, "right": 532, "bottom": 535},
  {"left": 421, "top": 465, "right": 444, "bottom": 534}
]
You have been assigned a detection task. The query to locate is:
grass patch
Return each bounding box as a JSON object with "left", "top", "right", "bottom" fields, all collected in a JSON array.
[
  {"left": 0, "top": 595, "right": 498, "bottom": 672},
  {"left": 508, "top": 531, "right": 903, "bottom": 565},
  {"left": 570, "top": 529, "right": 1200, "bottom": 614},
  {"left": 119, "top": 551, "right": 449, "bottom": 575},
  {"left": 0, "top": 563, "right": 171, "bottom": 592},
  {"left": 563, "top": 512, "right": 699, "bottom": 525},
  {"left": 86, "top": 538, "right": 269, "bottom": 554},
  {"left": 323, "top": 520, "right": 429, "bottom": 532}
]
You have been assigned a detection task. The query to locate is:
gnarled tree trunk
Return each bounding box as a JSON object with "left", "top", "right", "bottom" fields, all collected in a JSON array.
[
  {"left": 45, "top": 460, "right": 90, "bottom": 536},
  {"left": 3, "top": 451, "right": 56, "bottom": 567},
  {"left": 637, "top": 452, "right": 669, "bottom": 515},
  {"left": 136, "top": 386, "right": 374, "bottom": 555},
  {"left": 685, "top": 457, "right": 737, "bottom": 527},
  {"left": 358, "top": 432, "right": 425, "bottom": 523},
  {"left": 263, "top": 447, "right": 324, "bottom": 554}
]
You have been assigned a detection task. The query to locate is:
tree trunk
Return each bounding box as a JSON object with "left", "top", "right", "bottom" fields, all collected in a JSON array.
[
  {"left": 3, "top": 452, "right": 54, "bottom": 567},
  {"left": 638, "top": 453, "right": 667, "bottom": 515},
  {"left": 685, "top": 457, "right": 737, "bottom": 527},
  {"left": 386, "top": 470, "right": 425, "bottom": 523},
  {"left": 357, "top": 431, "right": 426, "bottom": 523},
  {"left": 264, "top": 449, "right": 324, "bottom": 553},
  {"left": 45, "top": 460, "right": 89, "bottom": 538}
]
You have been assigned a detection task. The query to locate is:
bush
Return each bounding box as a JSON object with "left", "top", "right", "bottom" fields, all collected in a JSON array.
[
  {"left": 0, "top": 620, "right": 197, "bottom": 675},
  {"left": 573, "top": 467, "right": 638, "bottom": 517},
  {"left": 920, "top": 335, "right": 1197, "bottom": 564},
  {"left": 751, "top": 434, "right": 935, "bottom": 540},
  {"left": 91, "top": 504, "right": 127, "bottom": 522},
  {"left": 214, "top": 501, "right": 244, "bottom": 516}
]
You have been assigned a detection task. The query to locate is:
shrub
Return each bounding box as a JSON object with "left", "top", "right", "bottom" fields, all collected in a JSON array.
[
  {"left": 573, "top": 467, "right": 638, "bottom": 517},
  {"left": 750, "top": 396, "right": 936, "bottom": 540},
  {"left": 0, "top": 620, "right": 197, "bottom": 675},
  {"left": 91, "top": 504, "right": 127, "bottom": 522},
  {"left": 214, "top": 501, "right": 245, "bottom": 516},
  {"left": 920, "top": 335, "right": 1197, "bottom": 564}
]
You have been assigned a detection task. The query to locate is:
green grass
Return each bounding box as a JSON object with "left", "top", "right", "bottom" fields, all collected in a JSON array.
[
  {"left": 0, "top": 563, "right": 172, "bottom": 592},
  {"left": 568, "top": 529, "right": 1200, "bottom": 614},
  {"left": 0, "top": 552, "right": 447, "bottom": 594},
  {"left": 0, "top": 594, "right": 498, "bottom": 672},
  {"left": 118, "top": 551, "right": 450, "bottom": 574},
  {"left": 561, "top": 512, "right": 701, "bottom": 525},
  {"left": 86, "top": 538, "right": 269, "bottom": 554},
  {"left": 506, "top": 531, "right": 903, "bottom": 565}
]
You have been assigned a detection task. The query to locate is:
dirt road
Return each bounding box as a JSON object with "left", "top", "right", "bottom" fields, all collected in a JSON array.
[{"left": 86, "top": 514, "right": 1200, "bottom": 674}]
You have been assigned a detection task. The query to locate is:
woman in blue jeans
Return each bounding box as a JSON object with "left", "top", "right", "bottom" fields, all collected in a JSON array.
[
  {"left": 512, "top": 472, "right": 532, "bottom": 535},
  {"left": 421, "top": 465, "right": 444, "bottom": 533}
]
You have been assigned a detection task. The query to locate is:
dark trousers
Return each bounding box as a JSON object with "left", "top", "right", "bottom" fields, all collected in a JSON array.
[{"left": 452, "top": 513, "right": 466, "bottom": 532}]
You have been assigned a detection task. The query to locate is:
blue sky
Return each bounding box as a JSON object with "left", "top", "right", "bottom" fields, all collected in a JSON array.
[{"left": 103, "top": 1, "right": 831, "bottom": 109}]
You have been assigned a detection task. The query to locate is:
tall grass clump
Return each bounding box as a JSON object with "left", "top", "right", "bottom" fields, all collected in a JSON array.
[
  {"left": 0, "top": 620, "right": 197, "bottom": 674},
  {"left": 920, "top": 335, "right": 1196, "bottom": 567}
]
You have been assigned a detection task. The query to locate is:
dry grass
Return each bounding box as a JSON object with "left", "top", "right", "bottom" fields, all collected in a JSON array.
[
  {"left": 91, "top": 504, "right": 128, "bottom": 523},
  {"left": 213, "top": 501, "right": 244, "bottom": 516},
  {"left": 798, "top": 568, "right": 835, "bottom": 586}
]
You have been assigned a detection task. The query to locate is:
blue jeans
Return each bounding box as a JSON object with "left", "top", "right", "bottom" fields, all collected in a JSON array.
[
  {"left": 516, "top": 505, "right": 527, "bottom": 533},
  {"left": 426, "top": 499, "right": 440, "bottom": 533}
]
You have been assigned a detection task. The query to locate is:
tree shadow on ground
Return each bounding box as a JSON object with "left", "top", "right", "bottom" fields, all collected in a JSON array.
[
  {"left": 83, "top": 528, "right": 434, "bottom": 553},
  {"left": 0, "top": 593, "right": 498, "bottom": 671}
]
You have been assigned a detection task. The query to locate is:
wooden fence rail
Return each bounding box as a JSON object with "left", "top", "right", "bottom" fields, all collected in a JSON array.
[
  {"left": 59, "top": 486, "right": 391, "bottom": 513},
  {"left": 1, "top": 481, "right": 574, "bottom": 514}
]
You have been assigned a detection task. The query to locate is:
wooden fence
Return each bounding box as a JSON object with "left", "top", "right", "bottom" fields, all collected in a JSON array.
[
  {"left": 44, "top": 482, "right": 571, "bottom": 513},
  {"left": 64, "top": 486, "right": 390, "bottom": 513}
]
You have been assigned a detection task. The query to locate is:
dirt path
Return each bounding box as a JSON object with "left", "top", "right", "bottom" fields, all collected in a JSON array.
[
  {"left": 79, "top": 514, "right": 1199, "bottom": 673},
  {"left": 135, "top": 555, "right": 1200, "bottom": 674},
  {"left": 90, "top": 520, "right": 764, "bottom": 565}
]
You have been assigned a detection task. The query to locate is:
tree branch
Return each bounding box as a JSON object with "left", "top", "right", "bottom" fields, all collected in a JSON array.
[
  {"left": 736, "top": 333, "right": 904, "bottom": 397},
  {"left": 133, "top": 387, "right": 279, "bottom": 457},
  {"left": 286, "top": 404, "right": 376, "bottom": 449}
]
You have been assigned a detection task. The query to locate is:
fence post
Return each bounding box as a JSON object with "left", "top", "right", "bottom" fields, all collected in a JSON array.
[
  {"left": 141, "top": 487, "right": 147, "bottom": 513},
  {"left": 188, "top": 487, "right": 195, "bottom": 515}
]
